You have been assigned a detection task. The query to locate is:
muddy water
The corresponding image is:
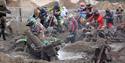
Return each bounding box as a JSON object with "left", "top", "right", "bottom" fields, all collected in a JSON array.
[
  {"left": 58, "top": 50, "right": 85, "bottom": 60},
  {"left": 109, "top": 43, "right": 125, "bottom": 52},
  {"left": 57, "top": 42, "right": 93, "bottom": 60},
  {"left": 57, "top": 42, "right": 125, "bottom": 60},
  {"left": 0, "top": 42, "right": 125, "bottom": 63}
]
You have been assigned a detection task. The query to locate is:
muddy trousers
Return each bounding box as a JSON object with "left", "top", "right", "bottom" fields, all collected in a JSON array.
[
  {"left": 0, "top": 28, "right": 6, "bottom": 40},
  {"left": 69, "top": 32, "right": 76, "bottom": 43},
  {"left": 54, "top": 16, "right": 62, "bottom": 33},
  {"left": 116, "top": 15, "right": 122, "bottom": 23}
]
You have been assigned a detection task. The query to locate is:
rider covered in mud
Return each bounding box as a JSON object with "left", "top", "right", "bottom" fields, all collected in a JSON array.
[
  {"left": 104, "top": 9, "right": 114, "bottom": 28},
  {"left": 93, "top": 44, "right": 112, "bottom": 63},
  {"left": 27, "top": 15, "right": 46, "bottom": 40}
]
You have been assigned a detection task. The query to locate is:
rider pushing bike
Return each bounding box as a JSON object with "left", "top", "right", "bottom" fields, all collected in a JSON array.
[{"left": 88, "top": 10, "right": 104, "bottom": 30}]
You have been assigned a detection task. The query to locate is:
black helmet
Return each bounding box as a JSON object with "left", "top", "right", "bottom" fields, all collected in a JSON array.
[
  {"left": 26, "top": 21, "right": 35, "bottom": 26},
  {"left": 54, "top": 1, "right": 59, "bottom": 7},
  {"left": 93, "top": 10, "right": 99, "bottom": 16},
  {"left": 87, "top": 4, "right": 91, "bottom": 7},
  {"left": 105, "top": 9, "right": 110, "bottom": 13}
]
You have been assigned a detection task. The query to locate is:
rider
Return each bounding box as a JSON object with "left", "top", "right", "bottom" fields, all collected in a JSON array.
[
  {"left": 88, "top": 10, "right": 104, "bottom": 30},
  {"left": 53, "top": 1, "right": 62, "bottom": 32},
  {"left": 104, "top": 9, "right": 114, "bottom": 28},
  {"left": 61, "top": 6, "right": 68, "bottom": 18},
  {"left": 27, "top": 15, "right": 46, "bottom": 40},
  {"left": 77, "top": 2, "right": 87, "bottom": 29},
  {"left": 61, "top": 6, "right": 69, "bottom": 31},
  {"left": 39, "top": 7, "right": 48, "bottom": 27},
  {"left": 93, "top": 44, "right": 112, "bottom": 63},
  {"left": 68, "top": 14, "right": 78, "bottom": 43},
  {"left": 78, "top": 2, "right": 86, "bottom": 19},
  {"left": 86, "top": 4, "right": 93, "bottom": 19}
]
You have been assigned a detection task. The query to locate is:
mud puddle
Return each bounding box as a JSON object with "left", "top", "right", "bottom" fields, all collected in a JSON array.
[
  {"left": 58, "top": 50, "right": 86, "bottom": 60},
  {"left": 57, "top": 42, "right": 125, "bottom": 61},
  {"left": 109, "top": 43, "right": 125, "bottom": 52}
]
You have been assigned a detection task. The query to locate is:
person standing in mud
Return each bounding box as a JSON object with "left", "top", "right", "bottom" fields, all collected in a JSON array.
[
  {"left": 61, "top": 6, "right": 69, "bottom": 31},
  {"left": 38, "top": 7, "right": 48, "bottom": 28},
  {"left": 104, "top": 9, "right": 114, "bottom": 28},
  {"left": 116, "top": 7, "right": 124, "bottom": 23},
  {"left": 68, "top": 14, "right": 78, "bottom": 43},
  {"left": 86, "top": 4, "right": 93, "bottom": 19},
  {"left": 53, "top": 1, "right": 62, "bottom": 32},
  {"left": 0, "top": 14, "right": 6, "bottom": 40}
]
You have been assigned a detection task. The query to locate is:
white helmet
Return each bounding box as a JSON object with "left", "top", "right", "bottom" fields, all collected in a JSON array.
[{"left": 63, "top": 6, "right": 66, "bottom": 9}]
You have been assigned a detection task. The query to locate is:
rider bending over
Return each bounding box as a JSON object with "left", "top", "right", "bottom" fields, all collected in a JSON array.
[{"left": 88, "top": 10, "right": 104, "bottom": 30}]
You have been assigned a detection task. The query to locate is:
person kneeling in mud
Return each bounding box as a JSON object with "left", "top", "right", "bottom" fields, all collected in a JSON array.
[
  {"left": 26, "top": 14, "right": 46, "bottom": 40},
  {"left": 67, "top": 14, "right": 78, "bottom": 43}
]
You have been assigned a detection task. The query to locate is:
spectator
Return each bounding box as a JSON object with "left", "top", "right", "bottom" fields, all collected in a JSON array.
[
  {"left": 0, "top": 16, "right": 6, "bottom": 40},
  {"left": 116, "top": 7, "right": 124, "bottom": 23}
]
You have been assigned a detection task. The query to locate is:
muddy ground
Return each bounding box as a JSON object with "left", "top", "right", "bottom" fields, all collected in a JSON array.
[{"left": 0, "top": 38, "right": 125, "bottom": 63}]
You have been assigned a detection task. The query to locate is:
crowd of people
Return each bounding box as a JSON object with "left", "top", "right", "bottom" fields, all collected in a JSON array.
[
  {"left": 25, "top": 1, "right": 124, "bottom": 43},
  {"left": 0, "top": 1, "right": 124, "bottom": 42}
]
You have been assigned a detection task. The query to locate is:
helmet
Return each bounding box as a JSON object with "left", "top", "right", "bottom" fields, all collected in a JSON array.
[
  {"left": 54, "top": 1, "right": 59, "bottom": 7},
  {"left": 105, "top": 9, "right": 110, "bottom": 13},
  {"left": 27, "top": 17, "right": 36, "bottom": 26},
  {"left": 63, "top": 6, "right": 66, "bottom": 9},
  {"left": 93, "top": 10, "right": 99, "bottom": 16},
  {"left": 87, "top": 4, "right": 91, "bottom": 7},
  {"left": 80, "top": 2, "right": 85, "bottom": 6}
]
